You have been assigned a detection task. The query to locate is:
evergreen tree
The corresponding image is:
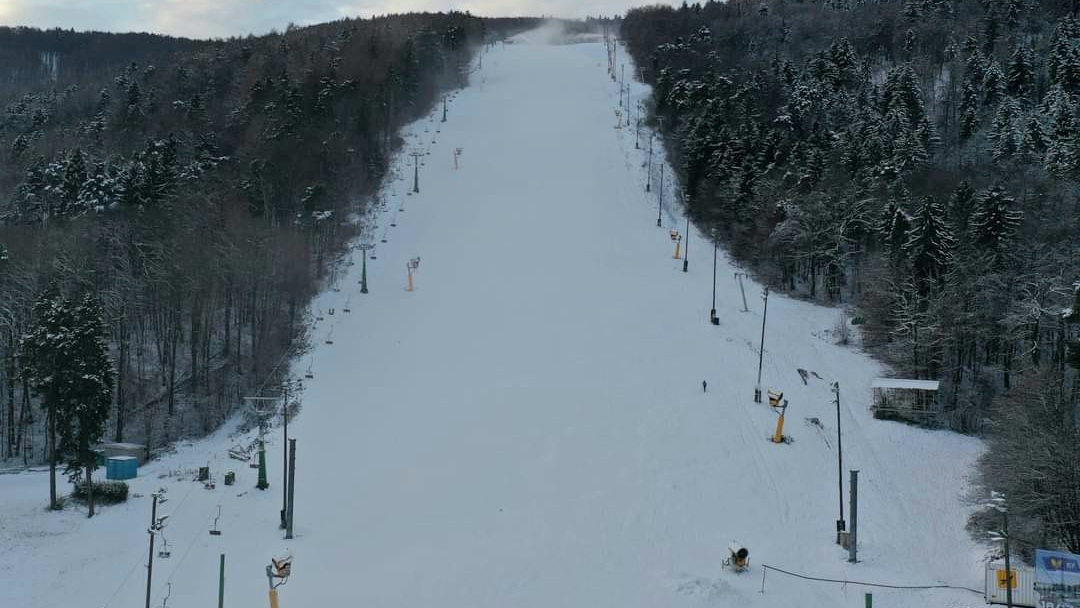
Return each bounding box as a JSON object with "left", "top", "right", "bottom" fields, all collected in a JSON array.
[
  {"left": 59, "top": 148, "right": 87, "bottom": 215},
  {"left": 20, "top": 288, "right": 72, "bottom": 511},
  {"left": 58, "top": 294, "right": 114, "bottom": 517},
  {"left": 904, "top": 195, "right": 954, "bottom": 283},
  {"left": 881, "top": 201, "right": 911, "bottom": 265},
  {"left": 1044, "top": 87, "right": 1077, "bottom": 175},
  {"left": 1006, "top": 45, "right": 1035, "bottom": 99},
  {"left": 959, "top": 80, "right": 980, "bottom": 139},
  {"left": 1020, "top": 116, "right": 1048, "bottom": 160},
  {"left": 989, "top": 98, "right": 1021, "bottom": 161},
  {"left": 983, "top": 61, "right": 1005, "bottom": 107},
  {"left": 20, "top": 290, "right": 114, "bottom": 516},
  {"left": 948, "top": 180, "right": 976, "bottom": 229},
  {"left": 971, "top": 185, "right": 1022, "bottom": 269}
]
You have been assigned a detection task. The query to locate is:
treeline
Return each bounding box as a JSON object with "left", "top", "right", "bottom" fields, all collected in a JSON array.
[
  {"left": 622, "top": 0, "right": 1080, "bottom": 554},
  {"left": 0, "top": 14, "right": 538, "bottom": 465}
]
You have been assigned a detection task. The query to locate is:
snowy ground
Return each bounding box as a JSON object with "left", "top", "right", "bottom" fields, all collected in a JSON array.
[{"left": 1, "top": 30, "right": 989, "bottom": 608}]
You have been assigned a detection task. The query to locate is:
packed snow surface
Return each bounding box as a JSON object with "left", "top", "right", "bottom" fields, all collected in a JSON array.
[{"left": 1, "top": 30, "right": 987, "bottom": 608}]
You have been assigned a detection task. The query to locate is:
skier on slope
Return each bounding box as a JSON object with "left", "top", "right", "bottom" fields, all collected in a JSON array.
[{"left": 702, "top": 380, "right": 708, "bottom": 393}]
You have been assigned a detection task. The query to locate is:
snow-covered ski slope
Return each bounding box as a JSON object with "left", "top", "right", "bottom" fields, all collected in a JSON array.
[{"left": 2, "top": 28, "right": 988, "bottom": 607}]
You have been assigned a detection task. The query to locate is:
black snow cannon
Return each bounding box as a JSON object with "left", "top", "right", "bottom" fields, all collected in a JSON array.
[{"left": 724, "top": 542, "right": 749, "bottom": 572}]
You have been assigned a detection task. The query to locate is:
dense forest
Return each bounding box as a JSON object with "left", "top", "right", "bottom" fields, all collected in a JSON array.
[
  {"left": 0, "top": 14, "right": 537, "bottom": 473},
  {"left": 622, "top": 0, "right": 1080, "bottom": 555}
]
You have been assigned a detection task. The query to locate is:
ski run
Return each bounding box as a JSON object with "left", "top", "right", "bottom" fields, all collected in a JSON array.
[{"left": 1, "top": 27, "right": 987, "bottom": 608}]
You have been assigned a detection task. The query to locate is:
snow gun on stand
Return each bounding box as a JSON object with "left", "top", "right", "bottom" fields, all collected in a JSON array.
[
  {"left": 723, "top": 542, "right": 750, "bottom": 572},
  {"left": 265, "top": 550, "right": 293, "bottom": 608}
]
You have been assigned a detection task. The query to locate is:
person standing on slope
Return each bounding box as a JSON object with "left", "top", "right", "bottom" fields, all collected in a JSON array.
[{"left": 702, "top": 380, "right": 708, "bottom": 393}]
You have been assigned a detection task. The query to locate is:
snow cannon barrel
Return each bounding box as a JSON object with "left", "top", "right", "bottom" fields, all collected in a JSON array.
[{"left": 728, "top": 542, "right": 749, "bottom": 570}]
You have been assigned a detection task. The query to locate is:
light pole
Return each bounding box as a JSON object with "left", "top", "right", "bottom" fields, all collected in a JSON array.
[
  {"left": 441, "top": 95, "right": 447, "bottom": 122},
  {"left": 145, "top": 491, "right": 160, "bottom": 608},
  {"left": 683, "top": 210, "right": 690, "bottom": 272},
  {"left": 657, "top": 164, "right": 664, "bottom": 227},
  {"left": 280, "top": 387, "right": 289, "bottom": 530},
  {"left": 646, "top": 134, "right": 653, "bottom": 192},
  {"left": 710, "top": 232, "right": 719, "bottom": 325},
  {"left": 754, "top": 287, "right": 769, "bottom": 403},
  {"left": 989, "top": 492, "right": 1015, "bottom": 608},
  {"left": 358, "top": 243, "right": 373, "bottom": 294},
  {"left": 833, "top": 382, "right": 845, "bottom": 538}
]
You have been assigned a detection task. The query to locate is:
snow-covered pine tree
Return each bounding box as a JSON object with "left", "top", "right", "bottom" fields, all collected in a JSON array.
[
  {"left": 989, "top": 98, "right": 1021, "bottom": 161},
  {"left": 971, "top": 185, "right": 1022, "bottom": 269},
  {"left": 904, "top": 195, "right": 955, "bottom": 284},
  {"left": 959, "top": 81, "right": 980, "bottom": 141},
  {"left": 58, "top": 294, "right": 114, "bottom": 517},
  {"left": 1043, "top": 86, "right": 1077, "bottom": 175},
  {"left": 947, "top": 180, "right": 976, "bottom": 230},
  {"left": 982, "top": 61, "right": 1005, "bottom": 107},
  {"left": 1006, "top": 45, "right": 1035, "bottom": 99},
  {"left": 58, "top": 149, "right": 87, "bottom": 216},
  {"left": 20, "top": 290, "right": 114, "bottom": 516},
  {"left": 20, "top": 288, "right": 73, "bottom": 511},
  {"left": 1020, "top": 116, "right": 1048, "bottom": 160}
]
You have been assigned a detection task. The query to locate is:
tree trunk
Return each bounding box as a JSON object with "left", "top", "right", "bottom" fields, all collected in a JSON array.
[
  {"left": 115, "top": 321, "right": 128, "bottom": 442},
  {"left": 85, "top": 460, "right": 95, "bottom": 518},
  {"left": 6, "top": 328, "right": 14, "bottom": 458}
]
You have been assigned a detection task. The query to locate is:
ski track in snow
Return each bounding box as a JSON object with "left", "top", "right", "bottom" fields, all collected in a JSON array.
[{"left": 1, "top": 32, "right": 987, "bottom": 608}]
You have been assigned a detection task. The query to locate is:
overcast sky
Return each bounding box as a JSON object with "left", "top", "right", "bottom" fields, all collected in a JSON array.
[{"left": 0, "top": 0, "right": 642, "bottom": 39}]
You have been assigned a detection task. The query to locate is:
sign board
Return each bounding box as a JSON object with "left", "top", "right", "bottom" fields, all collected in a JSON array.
[
  {"left": 999, "top": 568, "right": 1018, "bottom": 588},
  {"left": 1036, "top": 549, "right": 1080, "bottom": 608}
]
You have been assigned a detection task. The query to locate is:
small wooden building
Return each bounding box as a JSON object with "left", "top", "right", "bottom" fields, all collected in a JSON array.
[{"left": 870, "top": 378, "right": 940, "bottom": 425}]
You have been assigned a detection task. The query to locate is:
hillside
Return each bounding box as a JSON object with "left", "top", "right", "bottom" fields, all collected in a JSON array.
[{"left": 622, "top": 0, "right": 1080, "bottom": 555}]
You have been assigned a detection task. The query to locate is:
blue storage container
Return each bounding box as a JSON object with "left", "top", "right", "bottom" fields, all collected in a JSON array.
[{"left": 105, "top": 456, "right": 138, "bottom": 480}]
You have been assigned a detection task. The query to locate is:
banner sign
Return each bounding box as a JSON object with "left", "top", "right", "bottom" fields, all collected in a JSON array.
[{"left": 1036, "top": 549, "right": 1080, "bottom": 608}]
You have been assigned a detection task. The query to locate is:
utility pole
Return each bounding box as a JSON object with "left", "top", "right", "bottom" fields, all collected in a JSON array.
[
  {"left": 849, "top": 470, "right": 859, "bottom": 563},
  {"left": 754, "top": 287, "right": 769, "bottom": 403},
  {"left": 613, "top": 42, "right": 617, "bottom": 81},
  {"left": 286, "top": 439, "right": 296, "bottom": 540},
  {"left": 410, "top": 151, "right": 422, "bottom": 194},
  {"left": 683, "top": 211, "right": 690, "bottom": 272},
  {"left": 710, "top": 236, "right": 719, "bottom": 325},
  {"left": 834, "top": 383, "right": 846, "bottom": 539},
  {"left": 218, "top": 554, "right": 226, "bottom": 608},
  {"left": 145, "top": 492, "right": 160, "bottom": 608},
  {"left": 280, "top": 388, "right": 288, "bottom": 530},
  {"left": 657, "top": 164, "right": 664, "bottom": 227},
  {"left": 1003, "top": 505, "right": 1014, "bottom": 608},
  {"left": 990, "top": 492, "right": 1014, "bottom": 608},
  {"left": 646, "top": 134, "right": 653, "bottom": 192}
]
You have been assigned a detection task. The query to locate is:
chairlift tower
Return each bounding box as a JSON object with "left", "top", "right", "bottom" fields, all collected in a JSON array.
[
  {"left": 357, "top": 242, "right": 374, "bottom": 294},
  {"left": 245, "top": 396, "right": 281, "bottom": 491},
  {"left": 410, "top": 151, "right": 423, "bottom": 193}
]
